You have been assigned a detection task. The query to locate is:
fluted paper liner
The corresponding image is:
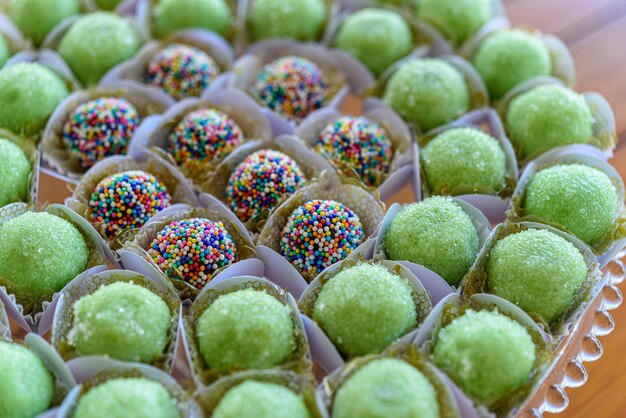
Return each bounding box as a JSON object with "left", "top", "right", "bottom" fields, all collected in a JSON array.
[
  {"left": 0, "top": 12, "right": 30, "bottom": 53},
  {"left": 0, "top": 289, "right": 11, "bottom": 341},
  {"left": 0, "top": 129, "right": 40, "bottom": 210}
]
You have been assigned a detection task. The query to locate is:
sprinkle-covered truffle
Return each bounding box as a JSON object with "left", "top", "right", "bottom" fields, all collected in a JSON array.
[
  {"left": 332, "top": 358, "right": 440, "bottom": 418},
  {"left": 167, "top": 108, "right": 243, "bottom": 165},
  {"left": 10, "top": 0, "right": 79, "bottom": 45},
  {"left": 248, "top": 0, "right": 327, "bottom": 42},
  {"left": 88, "top": 170, "right": 172, "bottom": 239},
  {"left": 153, "top": 0, "right": 232, "bottom": 38},
  {"left": 487, "top": 229, "right": 588, "bottom": 323},
  {"left": 62, "top": 97, "right": 141, "bottom": 168},
  {"left": 523, "top": 164, "right": 618, "bottom": 246},
  {"left": 0, "top": 341, "right": 54, "bottom": 418},
  {"left": 213, "top": 380, "right": 310, "bottom": 418},
  {"left": 313, "top": 263, "right": 417, "bottom": 357},
  {"left": 417, "top": 0, "right": 492, "bottom": 46},
  {"left": 196, "top": 289, "right": 296, "bottom": 371},
  {"left": 148, "top": 218, "right": 238, "bottom": 289},
  {"left": 316, "top": 116, "right": 392, "bottom": 187},
  {"left": 506, "top": 84, "right": 594, "bottom": 159},
  {"left": 146, "top": 43, "right": 220, "bottom": 100},
  {"left": 251, "top": 56, "right": 328, "bottom": 122},
  {"left": 421, "top": 127, "right": 507, "bottom": 194},
  {"left": 226, "top": 149, "right": 306, "bottom": 223},
  {"left": 280, "top": 199, "right": 365, "bottom": 277},
  {"left": 385, "top": 196, "right": 479, "bottom": 286},
  {"left": 433, "top": 310, "right": 536, "bottom": 403},
  {"left": 384, "top": 58, "right": 469, "bottom": 131},
  {"left": 0, "top": 138, "right": 31, "bottom": 207}
]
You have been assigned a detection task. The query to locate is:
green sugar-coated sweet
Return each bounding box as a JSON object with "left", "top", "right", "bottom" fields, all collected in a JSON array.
[
  {"left": 433, "top": 310, "right": 536, "bottom": 403},
  {"left": 58, "top": 12, "right": 140, "bottom": 86},
  {"left": 506, "top": 84, "right": 594, "bottom": 159},
  {"left": 0, "top": 34, "right": 10, "bottom": 67},
  {"left": 196, "top": 288, "right": 296, "bottom": 371},
  {"left": 473, "top": 29, "right": 552, "bottom": 99},
  {"left": 213, "top": 380, "right": 310, "bottom": 418},
  {"left": 335, "top": 8, "right": 412, "bottom": 76},
  {"left": 95, "top": 0, "right": 123, "bottom": 9},
  {"left": 421, "top": 127, "right": 507, "bottom": 194},
  {"left": 0, "top": 211, "right": 88, "bottom": 303},
  {"left": 332, "top": 358, "right": 440, "bottom": 418},
  {"left": 417, "top": 0, "right": 492, "bottom": 46},
  {"left": 385, "top": 196, "right": 480, "bottom": 286},
  {"left": 249, "top": 0, "right": 327, "bottom": 42},
  {"left": 153, "top": 0, "right": 232, "bottom": 38},
  {"left": 0, "top": 138, "right": 31, "bottom": 207},
  {"left": 0, "top": 63, "right": 69, "bottom": 135},
  {"left": 71, "top": 281, "right": 171, "bottom": 363},
  {"left": 10, "top": 0, "right": 79, "bottom": 45},
  {"left": 487, "top": 229, "right": 588, "bottom": 323},
  {"left": 0, "top": 341, "right": 54, "bottom": 418},
  {"left": 383, "top": 58, "right": 469, "bottom": 131},
  {"left": 313, "top": 263, "right": 417, "bottom": 357},
  {"left": 524, "top": 164, "right": 617, "bottom": 246},
  {"left": 73, "top": 378, "right": 179, "bottom": 418}
]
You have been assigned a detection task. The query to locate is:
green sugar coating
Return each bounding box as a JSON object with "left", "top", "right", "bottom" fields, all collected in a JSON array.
[
  {"left": 313, "top": 263, "right": 417, "bottom": 357},
  {"left": 0, "top": 341, "right": 54, "bottom": 418},
  {"left": 473, "top": 29, "right": 552, "bottom": 99},
  {"left": 153, "top": 0, "right": 232, "bottom": 38},
  {"left": 196, "top": 288, "right": 296, "bottom": 371},
  {"left": 524, "top": 164, "right": 618, "bottom": 246},
  {"left": 249, "top": 0, "right": 327, "bottom": 42},
  {"left": 332, "top": 358, "right": 440, "bottom": 418},
  {"left": 417, "top": 0, "right": 492, "bottom": 46},
  {"left": 0, "top": 34, "right": 10, "bottom": 67},
  {"left": 0, "top": 211, "right": 88, "bottom": 303},
  {"left": 0, "top": 138, "right": 31, "bottom": 207},
  {"left": 58, "top": 12, "right": 140, "bottom": 86},
  {"left": 433, "top": 310, "right": 536, "bottom": 403},
  {"left": 335, "top": 8, "right": 412, "bottom": 77},
  {"left": 95, "top": 0, "right": 123, "bottom": 9},
  {"left": 213, "top": 380, "right": 310, "bottom": 418},
  {"left": 385, "top": 196, "right": 480, "bottom": 286},
  {"left": 71, "top": 281, "right": 171, "bottom": 363},
  {"left": 10, "top": 0, "right": 79, "bottom": 45},
  {"left": 487, "top": 229, "right": 588, "bottom": 323},
  {"left": 0, "top": 63, "right": 69, "bottom": 135},
  {"left": 421, "top": 127, "right": 507, "bottom": 194},
  {"left": 73, "top": 378, "right": 180, "bottom": 418},
  {"left": 384, "top": 58, "right": 469, "bottom": 131},
  {"left": 506, "top": 84, "right": 594, "bottom": 159}
]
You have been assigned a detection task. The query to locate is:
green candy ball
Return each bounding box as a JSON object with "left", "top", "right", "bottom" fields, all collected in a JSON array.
[
  {"left": 213, "top": 380, "right": 310, "bottom": 418},
  {"left": 249, "top": 0, "right": 327, "bottom": 42},
  {"left": 71, "top": 281, "right": 171, "bottom": 363},
  {"left": 421, "top": 127, "right": 507, "bottom": 194},
  {"left": 473, "top": 29, "right": 552, "bottom": 99},
  {"left": 0, "top": 63, "right": 69, "bottom": 135},
  {"left": 385, "top": 196, "right": 479, "bottom": 285},
  {"left": 524, "top": 164, "right": 617, "bottom": 247},
  {"left": 0, "top": 211, "right": 88, "bottom": 303},
  {"left": 506, "top": 84, "right": 594, "bottom": 159},
  {"left": 10, "top": 0, "right": 79, "bottom": 45},
  {"left": 73, "top": 378, "right": 179, "bottom": 418},
  {"left": 335, "top": 8, "right": 411, "bottom": 76},
  {"left": 487, "top": 229, "right": 588, "bottom": 323},
  {"left": 0, "top": 341, "right": 54, "bottom": 418},
  {"left": 433, "top": 310, "right": 536, "bottom": 403},
  {"left": 384, "top": 58, "right": 469, "bottom": 131},
  {"left": 94, "top": 0, "right": 123, "bottom": 9},
  {"left": 417, "top": 0, "right": 492, "bottom": 46},
  {"left": 153, "top": 0, "right": 232, "bottom": 38},
  {"left": 332, "top": 358, "right": 440, "bottom": 418},
  {"left": 196, "top": 289, "right": 296, "bottom": 371},
  {"left": 0, "top": 138, "right": 31, "bottom": 207},
  {"left": 0, "top": 34, "right": 10, "bottom": 67},
  {"left": 58, "top": 12, "right": 140, "bottom": 86}
]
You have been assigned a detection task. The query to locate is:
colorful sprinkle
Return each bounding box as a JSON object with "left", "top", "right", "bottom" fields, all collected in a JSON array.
[
  {"left": 146, "top": 43, "right": 219, "bottom": 100},
  {"left": 280, "top": 199, "right": 364, "bottom": 277},
  {"left": 62, "top": 97, "right": 141, "bottom": 169},
  {"left": 226, "top": 149, "right": 306, "bottom": 223},
  {"left": 167, "top": 108, "right": 244, "bottom": 165},
  {"left": 148, "top": 217, "right": 237, "bottom": 289},
  {"left": 251, "top": 55, "right": 328, "bottom": 122},
  {"left": 88, "top": 170, "right": 172, "bottom": 239},
  {"left": 316, "top": 116, "right": 393, "bottom": 186}
]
